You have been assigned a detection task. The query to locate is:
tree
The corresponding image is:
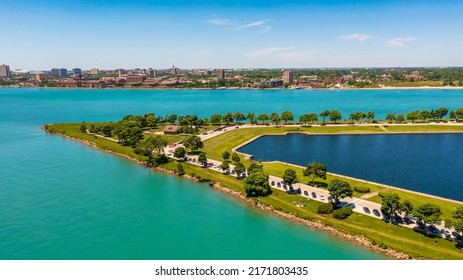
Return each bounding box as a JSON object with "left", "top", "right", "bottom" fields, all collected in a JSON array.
[
  {"left": 454, "top": 220, "right": 463, "bottom": 247},
  {"left": 283, "top": 168, "right": 298, "bottom": 185},
  {"left": 198, "top": 152, "right": 207, "bottom": 166},
  {"left": 355, "top": 112, "right": 366, "bottom": 122},
  {"left": 210, "top": 114, "right": 222, "bottom": 125},
  {"left": 234, "top": 162, "right": 246, "bottom": 177},
  {"left": 367, "top": 111, "right": 375, "bottom": 122},
  {"left": 246, "top": 112, "right": 256, "bottom": 124},
  {"left": 177, "top": 162, "right": 185, "bottom": 176},
  {"left": 327, "top": 179, "right": 353, "bottom": 205},
  {"left": 222, "top": 151, "right": 230, "bottom": 161},
  {"left": 145, "top": 113, "right": 157, "bottom": 129},
  {"left": 380, "top": 193, "right": 402, "bottom": 220},
  {"left": 406, "top": 111, "right": 419, "bottom": 123},
  {"left": 244, "top": 170, "right": 272, "bottom": 199},
  {"left": 248, "top": 162, "right": 263, "bottom": 174},
  {"left": 269, "top": 112, "right": 281, "bottom": 125},
  {"left": 456, "top": 108, "right": 463, "bottom": 121},
  {"left": 222, "top": 112, "right": 234, "bottom": 124},
  {"left": 231, "top": 152, "right": 241, "bottom": 163},
  {"left": 173, "top": 147, "right": 186, "bottom": 159},
  {"left": 319, "top": 110, "right": 330, "bottom": 124},
  {"left": 413, "top": 203, "right": 442, "bottom": 226},
  {"left": 348, "top": 113, "right": 357, "bottom": 123},
  {"left": 183, "top": 135, "right": 204, "bottom": 152},
  {"left": 436, "top": 107, "right": 448, "bottom": 120},
  {"left": 80, "top": 124, "right": 87, "bottom": 133},
  {"left": 386, "top": 113, "right": 396, "bottom": 123},
  {"left": 401, "top": 200, "right": 414, "bottom": 216},
  {"left": 116, "top": 126, "right": 143, "bottom": 147},
  {"left": 453, "top": 207, "right": 463, "bottom": 219},
  {"left": 396, "top": 114, "right": 405, "bottom": 123},
  {"left": 257, "top": 114, "right": 269, "bottom": 124},
  {"left": 329, "top": 110, "right": 342, "bottom": 124},
  {"left": 449, "top": 110, "right": 456, "bottom": 120},
  {"left": 281, "top": 110, "right": 294, "bottom": 124},
  {"left": 299, "top": 114, "right": 310, "bottom": 125},
  {"left": 303, "top": 162, "right": 327, "bottom": 187},
  {"left": 220, "top": 161, "right": 229, "bottom": 171},
  {"left": 234, "top": 112, "right": 245, "bottom": 124},
  {"left": 308, "top": 113, "right": 318, "bottom": 124},
  {"left": 419, "top": 110, "right": 430, "bottom": 122},
  {"left": 137, "top": 135, "right": 168, "bottom": 156},
  {"left": 167, "top": 114, "right": 178, "bottom": 124}
]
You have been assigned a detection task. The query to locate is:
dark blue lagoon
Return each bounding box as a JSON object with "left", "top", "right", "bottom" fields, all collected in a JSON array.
[{"left": 238, "top": 133, "right": 463, "bottom": 202}]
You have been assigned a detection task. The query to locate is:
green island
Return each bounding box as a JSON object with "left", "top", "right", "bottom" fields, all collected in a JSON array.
[{"left": 43, "top": 110, "right": 463, "bottom": 260}]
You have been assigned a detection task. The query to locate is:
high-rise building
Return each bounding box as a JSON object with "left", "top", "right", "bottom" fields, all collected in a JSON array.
[
  {"left": 72, "top": 68, "right": 82, "bottom": 75},
  {"left": 0, "top": 64, "right": 10, "bottom": 78},
  {"left": 90, "top": 68, "right": 99, "bottom": 75},
  {"left": 58, "top": 68, "right": 68, "bottom": 76},
  {"left": 171, "top": 65, "right": 177, "bottom": 76},
  {"left": 51, "top": 68, "right": 60, "bottom": 76},
  {"left": 217, "top": 69, "right": 225, "bottom": 80},
  {"left": 283, "top": 70, "right": 294, "bottom": 84},
  {"left": 147, "top": 68, "right": 156, "bottom": 77}
]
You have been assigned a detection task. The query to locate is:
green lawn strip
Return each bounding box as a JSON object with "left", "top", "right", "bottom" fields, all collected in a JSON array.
[
  {"left": 384, "top": 125, "right": 463, "bottom": 132},
  {"left": 382, "top": 81, "right": 443, "bottom": 87},
  {"left": 45, "top": 123, "right": 463, "bottom": 259}
]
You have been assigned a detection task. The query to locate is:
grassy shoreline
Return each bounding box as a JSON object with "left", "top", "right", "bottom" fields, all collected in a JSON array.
[{"left": 43, "top": 123, "right": 463, "bottom": 259}]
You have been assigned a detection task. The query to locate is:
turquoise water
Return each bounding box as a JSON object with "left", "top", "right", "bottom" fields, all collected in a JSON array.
[
  {"left": 5, "top": 87, "right": 462, "bottom": 260},
  {"left": 238, "top": 133, "right": 463, "bottom": 201}
]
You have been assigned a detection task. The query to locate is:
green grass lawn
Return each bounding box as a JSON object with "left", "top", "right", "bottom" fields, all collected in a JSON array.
[{"left": 44, "top": 122, "right": 463, "bottom": 259}]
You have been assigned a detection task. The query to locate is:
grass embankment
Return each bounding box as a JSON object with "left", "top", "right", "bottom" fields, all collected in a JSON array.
[
  {"left": 44, "top": 123, "right": 463, "bottom": 259},
  {"left": 381, "top": 81, "right": 444, "bottom": 87}
]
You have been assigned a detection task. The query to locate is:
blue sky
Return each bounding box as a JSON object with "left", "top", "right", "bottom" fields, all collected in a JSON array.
[{"left": 1, "top": 0, "right": 462, "bottom": 70}]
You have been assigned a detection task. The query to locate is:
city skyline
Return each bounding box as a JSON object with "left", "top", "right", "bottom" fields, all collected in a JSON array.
[{"left": 1, "top": 0, "right": 463, "bottom": 70}]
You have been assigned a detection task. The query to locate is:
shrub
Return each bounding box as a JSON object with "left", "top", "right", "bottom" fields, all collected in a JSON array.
[
  {"left": 333, "top": 207, "right": 353, "bottom": 219},
  {"left": 354, "top": 186, "right": 371, "bottom": 193},
  {"left": 317, "top": 204, "right": 334, "bottom": 214},
  {"left": 177, "top": 163, "right": 185, "bottom": 176}
]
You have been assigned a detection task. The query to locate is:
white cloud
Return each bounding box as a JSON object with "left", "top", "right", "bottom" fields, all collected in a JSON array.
[
  {"left": 192, "top": 50, "right": 211, "bottom": 56},
  {"left": 208, "top": 18, "right": 272, "bottom": 33},
  {"left": 340, "top": 33, "right": 373, "bottom": 42},
  {"left": 207, "top": 18, "right": 233, "bottom": 26},
  {"left": 386, "top": 37, "right": 416, "bottom": 47},
  {"left": 244, "top": 47, "right": 294, "bottom": 59},
  {"left": 237, "top": 19, "right": 271, "bottom": 29}
]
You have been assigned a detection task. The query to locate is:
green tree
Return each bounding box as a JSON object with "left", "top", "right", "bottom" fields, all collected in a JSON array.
[
  {"left": 183, "top": 135, "right": 204, "bottom": 152},
  {"left": 329, "top": 110, "right": 342, "bottom": 124},
  {"left": 401, "top": 200, "right": 414, "bottom": 216},
  {"left": 386, "top": 113, "right": 396, "bottom": 122},
  {"left": 328, "top": 179, "right": 353, "bottom": 205},
  {"left": 367, "top": 111, "right": 375, "bottom": 122},
  {"left": 231, "top": 152, "right": 241, "bottom": 163},
  {"left": 303, "top": 162, "right": 327, "bottom": 187},
  {"left": 419, "top": 110, "right": 430, "bottom": 122},
  {"left": 453, "top": 207, "right": 463, "bottom": 219},
  {"left": 269, "top": 112, "right": 281, "bottom": 125},
  {"left": 222, "top": 151, "right": 230, "bottom": 161},
  {"left": 257, "top": 114, "right": 269, "bottom": 124},
  {"left": 145, "top": 113, "right": 157, "bottom": 129},
  {"left": 173, "top": 147, "right": 186, "bottom": 159},
  {"left": 449, "top": 110, "right": 456, "bottom": 120},
  {"left": 177, "top": 162, "right": 185, "bottom": 176},
  {"left": 319, "top": 110, "right": 330, "bottom": 124},
  {"left": 198, "top": 152, "right": 207, "bottom": 166},
  {"left": 299, "top": 114, "right": 310, "bottom": 125},
  {"left": 436, "top": 107, "right": 449, "bottom": 120},
  {"left": 308, "top": 113, "right": 318, "bottom": 123},
  {"left": 355, "top": 112, "right": 366, "bottom": 122},
  {"left": 244, "top": 170, "right": 272, "bottom": 199},
  {"left": 454, "top": 220, "right": 463, "bottom": 247},
  {"left": 167, "top": 114, "right": 178, "bottom": 124},
  {"left": 137, "top": 135, "right": 168, "bottom": 156},
  {"left": 80, "top": 124, "right": 87, "bottom": 133},
  {"left": 210, "top": 114, "right": 222, "bottom": 125},
  {"left": 116, "top": 126, "right": 143, "bottom": 147},
  {"left": 455, "top": 108, "right": 463, "bottom": 121},
  {"left": 234, "top": 112, "right": 245, "bottom": 124},
  {"left": 222, "top": 112, "right": 234, "bottom": 124},
  {"left": 281, "top": 110, "right": 294, "bottom": 124},
  {"left": 396, "top": 114, "right": 405, "bottom": 123},
  {"left": 406, "top": 111, "right": 419, "bottom": 123},
  {"left": 246, "top": 112, "right": 256, "bottom": 124},
  {"left": 380, "top": 193, "right": 402, "bottom": 220},
  {"left": 220, "top": 161, "right": 230, "bottom": 171},
  {"left": 248, "top": 162, "right": 263, "bottom": 174},
  {"left": 283, "top": 168, "right": 298, "bottom": 185},
  {"left": 413, "top": 203, "right": 442, "bottom": 226},
  {"left": 234, "top": 162, "right": 246, "bottom": 177}
]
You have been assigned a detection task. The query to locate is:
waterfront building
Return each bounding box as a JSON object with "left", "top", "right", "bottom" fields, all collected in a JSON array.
[
  {"left": 266, "top": 79, "right": 284, "bottom": 87},
  {"left": 0, "top": 64, "right": 10, "bottom": 77},
  {"left": 126, "top": 75, "right": 146, "bottom": 84},
  {"left": 35, "top": 73, "right": 50, "bottom": 81},
  {"left": 58, "top": 68, "right": 68, "bottom": 76},
  {"left": 283, "top": 70, "right": 294, "bottom": 84},
  {"left": 147, "top": 68, "right": 156, "bottom": 77},
  {"left": 51, "top": 68, "right": 60, "bottom": 76},
  {"left": 72, "top": 68, "right": 82, "bottom": 75},
  {"left": 90, "top": 68, "right": 99, "bottom": 75},
  {"left": 171, "top": 65, "right": 177, "bottom": 76},
  {"left": 217, "top": 69, "right": 225, "bottom": 80},
  {"left": 163, "top": 125, "right": 180, "bottom": 135}
]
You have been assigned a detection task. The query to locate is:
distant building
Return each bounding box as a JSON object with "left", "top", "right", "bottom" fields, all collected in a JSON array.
[
  {"left": 0, "top": 64, "right": 10, "bottom": 77},
  {"left": 58, "top": 68, "right": 68, "bottom": 76},
  {"left": 35, "top": 73, "right": 50, "bottom": 81},
  {"left": 163, "top": 125, "right": 181, "bottom": 135},
  {"left": 72, "top": 68, "right": 81, "bottom": 75},
  {"left": 51, "top": 68, "right": 60, "bottom": 76},
  {"left": 171, "top": 65, "right": 177, "bottom": 76},
  {"left": 125, "top": 75, "right": 146, "bottom": 84},
  {"left": 90, "top": 68, "right": 99, "bottom": 75},
  {"left": 266, "top": 79, "right": 283, "bottom": 88},
  {"left": 147, "top": 68, "right": 156, "bottom": 77},
  {"left": 217, "top": 69, "right": 225, "bottom": 80},
  {"left": 283, "top": 70, "right": 293, "bottom": 84}
]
